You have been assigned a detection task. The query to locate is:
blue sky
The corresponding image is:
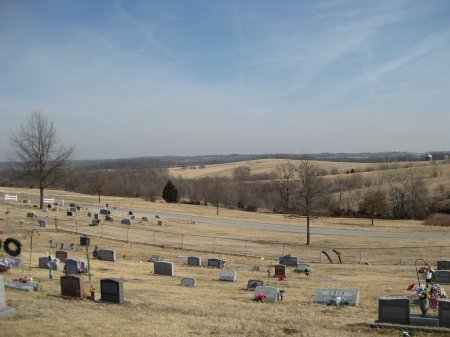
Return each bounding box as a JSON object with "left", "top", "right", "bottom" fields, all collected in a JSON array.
[{"left": 1, "top": 0, "right": 449, "bottom": 161}]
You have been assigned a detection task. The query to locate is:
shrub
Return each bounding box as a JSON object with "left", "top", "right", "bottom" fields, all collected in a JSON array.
[
  {"left": 162, "top": 180, "right": 178, "bottom": 203},
  {"left": 425, "top": 213, "right": 450, "bottom": 227}
]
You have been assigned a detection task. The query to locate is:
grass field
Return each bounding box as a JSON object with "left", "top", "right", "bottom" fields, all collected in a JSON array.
[{"left": 1, "top": 188, "right": 450, "bottom": 336}]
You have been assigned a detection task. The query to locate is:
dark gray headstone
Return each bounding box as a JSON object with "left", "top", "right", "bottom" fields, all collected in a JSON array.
[
  {"left": 0, "top": 276, "right": 16, "bottom": 316},
  {"left": 130, "top": 215, "right": 136, "bottom": 220},
  {"left": 55, "top": 250, "right": 68, "bottom": 262},
  {"left": 157, "top": 220, "right": 164, "bottom": 226},
  {"left": 378, "top": 296, "right": 410, "bottom": 325},
  {"left": 64, "top": 258, "right": 81, "bottom": 275},
  {"left": 439, "top": 299, "right": 450, "bottom": 327},
  {"left": 69, "top": 207, "right": 77, "bottom": 213},
  {"left": 154, "top": 261, "right": 175, "bottom": 276},
  {"left": 181, "top": 278, "right": 196, "bottom": 287},
  {"left": 207, "top": 258, "right": 224, "bottom": 269},
  {"left": 61, "top": 275, "right": 84, "bottom": 299},
  {"left": 101, "top": 278, "right": 124, "bottom": 304},
  {"left": 274, "top": 264, "right": 286, "bottom": 277},
  {"left": 252, "top": 265, "right": 262, "bottom": 272},
  {"left": 247, "top": 279, "right": 264, "bottom": 290},
  {"left": 121, "top": 219, "right": 131, "bottom": 225},
  {"left": 437, "top": 260, "right": 450, "bottom": 270},
  {"left": 187, "top": 256, "right": 201, "bottom": 267},
  {"left": 142, "top": 216, "right": 149, "bottom": 222},
  {"left": 39, "top": 220, "right": 48, "bottom": 228},
  {"left": 98, "top": 249, "right": 116, "bottom": 262},
  {"left": 219, "top": 269, "right": 237, "bottom": 282},
  {"left": 434, "top": 270, "right": 450, "bottom": 284},
  {"left": 278, "top": 256, "right": 299, "bottom": 267},
  {"left": 66, "top": 211, "right": 74, "bottom": 216},
  {"left": 27, "top": 212, "right": 36, "bottom": 218}
]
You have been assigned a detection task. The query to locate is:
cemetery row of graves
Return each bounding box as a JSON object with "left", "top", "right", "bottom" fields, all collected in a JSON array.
[{"left": 2, "top": 195, "right": 450, "bottom": 335}]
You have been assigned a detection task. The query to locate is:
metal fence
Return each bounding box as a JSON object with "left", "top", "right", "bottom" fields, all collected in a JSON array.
[{"left": 7, "top": 216, "right": 445, "bottom": 266}]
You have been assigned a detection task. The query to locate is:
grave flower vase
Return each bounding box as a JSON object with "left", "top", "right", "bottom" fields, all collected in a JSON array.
[{"left": 419, "top": 300, "right": 429, "bottom": 317}]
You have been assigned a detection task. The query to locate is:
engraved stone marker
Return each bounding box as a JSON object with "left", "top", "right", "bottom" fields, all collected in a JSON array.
[{"left": 154, "top": 261, "right": 175, "bottom": 276}]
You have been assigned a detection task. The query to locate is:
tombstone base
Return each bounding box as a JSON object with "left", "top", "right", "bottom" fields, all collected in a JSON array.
[
  {"left": 6, "top": 281, "right": 36, "bottom": 292},
  {"left": 371, "top": 321, "right": 450, "bottom": 333},
  {"left": 410, "top": 314, "right": 439, "bottom": 327},
  {"left": 96, "top": 299, "right": 130, "bottom": 305},
  {"left": 0, "top": 307, "right": 16, "bottom": 317}
]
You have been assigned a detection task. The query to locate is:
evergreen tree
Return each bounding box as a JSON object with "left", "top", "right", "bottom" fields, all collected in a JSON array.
[{"left": 162, "top": 180, "right": 178, "bottom": 203}]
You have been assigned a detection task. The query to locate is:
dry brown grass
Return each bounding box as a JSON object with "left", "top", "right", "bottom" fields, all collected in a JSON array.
[{"left": 1, "top": 189, "right": 450, "bottom": 336}]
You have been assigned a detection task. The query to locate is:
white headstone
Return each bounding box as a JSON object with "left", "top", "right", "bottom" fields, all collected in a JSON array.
[
  {"left": 0, "top": 276, "right": 16, "bottom": 316},
  {"left": 254, "top": 286, "right": 280, "bottom": 303},
  {"left": 219, "top": 269, "right": 237, "bottom": 282},
  {"left": 314, "top": 288, "right": 360, "bottom": 306}
]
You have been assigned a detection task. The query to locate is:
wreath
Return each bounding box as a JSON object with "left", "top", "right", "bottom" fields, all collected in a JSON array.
[{"left": 3, "top": 238, "right": 22, "bottom": 257}]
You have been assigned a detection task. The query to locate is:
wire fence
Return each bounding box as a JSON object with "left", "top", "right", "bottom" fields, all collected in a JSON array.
[{"left": 4, "top": 215, "right": 447, "bottom": 266}]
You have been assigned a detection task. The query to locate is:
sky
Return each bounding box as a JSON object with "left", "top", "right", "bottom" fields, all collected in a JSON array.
[{"left": 0, "top": 0, "right": 449, "bottom": 161}]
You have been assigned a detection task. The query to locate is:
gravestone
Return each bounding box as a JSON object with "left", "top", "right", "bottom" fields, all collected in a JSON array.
[
  {"left": 98, "top": 249, "right": 116, "bottom": 262},
  {"left": 314, "top": 288, "right": 360, "bottom": 306},
  {"left": 157, "top": 220, "right": 164, "bottom": 227},
  {"left": 121, "top": 219, "right": 131, "bottom": 225},
  {"left": 87, "top": 212, "right": 92, "bottom": 217},
  {"left": 69, "top": 207, "right": 77, "bottom": 213},
  {"left": 66, "top": 211, "right": 74, "bottom": 217},
  {"left": 100, "top": 278, "right": 124, "bottom": 304},
  {"left": 42, "top": 207, "right": 48, "bottom": 213},
  {"left": 254, "top": 286, "right": 280, "bottom": 303},
  {"left": 187, "top": 256, "right": 201, "bottom": 267},
  {"left": 278, "top": 255, "right": 299, "bottom": 267},
  {"left": 378, "top": 296, "right": 410, "bottom": 325},
  {"left": 181, "top": 278, "right": 196, "bottom": 287},
  {"left": 128, "top": 211, "right": 133, "bottom": 215},
  {"left": 61, "top": 275, "right": 84, "bottom": 299},
  {"left": 38, "top": 257, "right": 60, "bottom": 271},
  {"left": 437, "top": 260, "right": 450, "bottom": 270},
  {"left": 6, "top": 281, "right": 35, "bottom": 292},
  {"left": 55, "top": 250, "right": 68, "bottom": 262},
  {"left": 154, "top": 261, "right": 175, "bottom": 276},
  {"left": 247, "top": 279, "right": 264, "bottom": 290},
  {"left": 23, "top": 199, "right": 31, "bottom": 204},
  {"left": 9, "top": 257, "right": 23, "bottom": 267},
  {"left": 142, "top": 216, "right": 149, "bottom": 222},
  {"left": 0, "top": 276, "right": 16, "bottom": 316},
  {"left": 219, "top": 269, "right": 237, "bottom": 282},
  {"left": 39, "top": 220, "right": 48, "bottom": 228},
  {"left": 294, "top": 264, "right": 311, "bottom": 273},
  {"left": 61, "top": 243, "right": 72, "bottom": 250},
  {"left": 148, "top": 255, "right": 161, "bottom": 262},
  {"left": 79, "top": 236, "right": 90, "bottom": 247},
  {"left": 130, "top": 215, "right": 136, "bottom": 220},
  {"left": 49, "top": 239, "right": 56, "bottom": 248},
  {"left": 27, "top": 212, "right": 36, "bottom": 218},
  {"left": 52, "top": 207, "right": 58, "bottom": 211},
  {"left": 207, "top": 258, "right": 224, "bottom": 269},
  {"left": 434, "top": 270, "right": 450, "bottom": 284},
  {"left": 274, "top": 264, "right": 286, "bottom": 277},
  {"left": 439, "top": 299, "right": 450, "bottom": 327},
  {"left": 64, "top": 258, "right": 81, "bottom": 275},
  {"left": 94, "top": 213, "right": 99, "bottom": 220},
  {"left": 252, "top": 265, "right": 262, "bottom": 272}
]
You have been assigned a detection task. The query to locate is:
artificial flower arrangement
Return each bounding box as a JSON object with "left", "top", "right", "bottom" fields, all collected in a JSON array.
[{"left": 415, "top": 284, "right": 447, "bottom": 309}]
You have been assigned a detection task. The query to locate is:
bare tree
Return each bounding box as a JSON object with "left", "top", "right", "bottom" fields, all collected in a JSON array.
[
  {"left": 90, "top": 175, "right": 106, "bottom": 203},
  {"left": 275, "top": 161, "right": 296, "bottom": 212},
  {"left": 359, "top": 189, "right": 387, "bottom": 225},
  {"left": 296, "top": 159, "right": 323, "bottom": 245},
  {"left": 9, "top": 112, "right": 73, "bottom": 209}
]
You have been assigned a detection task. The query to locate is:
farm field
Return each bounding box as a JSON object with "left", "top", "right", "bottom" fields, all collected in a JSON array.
[{"left": 1, "top": 189, "right": 450, "bottom": 336}]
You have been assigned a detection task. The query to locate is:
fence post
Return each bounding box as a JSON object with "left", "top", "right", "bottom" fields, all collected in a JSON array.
[
  {"left": 440, "top": 246, "right": 443, "bottom": 260},
  {"left": 214, "top": 237, "right": 216, "bottom": 253},
  {"left": 153, "top": 231, "right": 156, "bottom": 245},
  {"left": 75, "top": 220, "right": 78, "bottom": 234},
  {"left": 55, "top": 218, "right": 58, "bottom": 233},
  {"left": 359, "top": 249, "right": 363, "bottom": 264},
  {"left": 100, "top": 224, "right": 103, "bottom": 238},
  {"left": 320, "top": 247, "right": 323, "bottom": 263},
  {"left": 400, "top": 247, "right": 404, "bottom": 265}
]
